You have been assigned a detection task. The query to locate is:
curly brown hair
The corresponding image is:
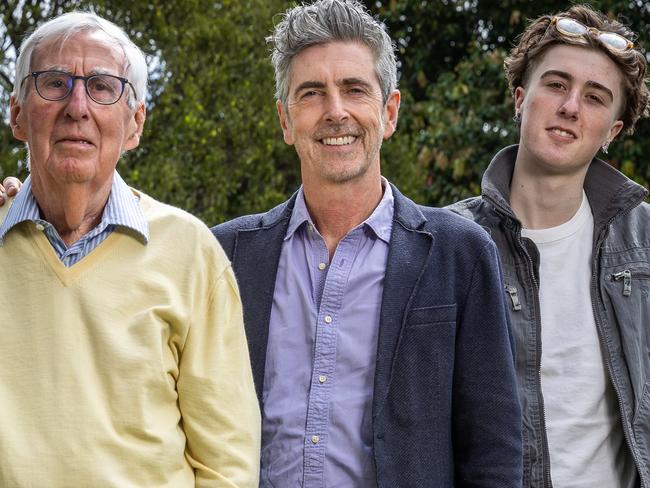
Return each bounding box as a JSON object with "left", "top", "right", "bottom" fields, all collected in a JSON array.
[{"left": 504, "top": 4, "right": 649, "bottom": 135}]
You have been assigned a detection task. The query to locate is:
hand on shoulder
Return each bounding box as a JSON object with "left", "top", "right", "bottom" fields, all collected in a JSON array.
[{"left": 0, "top": 177, "right": 22, "bottom": 205}]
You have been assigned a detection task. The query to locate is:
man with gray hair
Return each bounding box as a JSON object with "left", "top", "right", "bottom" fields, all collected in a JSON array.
[
  {"left": 0, "top": 11, "right": 259, "bottom": 487},
  {"left": 212, "top": 0, "right": 523, "bottom": 486}
]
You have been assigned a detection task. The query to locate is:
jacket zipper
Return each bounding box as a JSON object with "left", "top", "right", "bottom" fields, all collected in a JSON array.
[
  {"left": 504, "top": 285, "right": 522, "bottom": 311},
  {"left": 489, "top": 199, "right": 554, "bottom": 488},
  {"left": 612, "top": 268, "right": 650, "bottom": 296},
  {"left": 593, "top": 227, "right": 649, "bottom": 488},
  {"left": 515, "top": 231, "right": 553, "bottom": 488}
]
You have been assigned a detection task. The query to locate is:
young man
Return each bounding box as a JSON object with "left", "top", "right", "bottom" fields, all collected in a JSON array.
[{"left": 449, "top": 5, "right": 650, "bottom": 487}]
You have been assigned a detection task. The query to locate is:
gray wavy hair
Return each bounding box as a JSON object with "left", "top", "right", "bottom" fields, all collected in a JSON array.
[{"left": 267, "top": 0, "right": 398, "bottom": 105}]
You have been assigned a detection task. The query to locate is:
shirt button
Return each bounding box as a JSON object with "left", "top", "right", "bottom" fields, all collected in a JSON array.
[
  {"left": 311, "top": 435, "right": 320, "bottom": 444},
  {"left": 324, "top": 315, "right": 332, "bottom": 324},
  {"left": 318, "top": 262, "right": 327, "bottom": 271},
  {"left": 319, "top": 375, "right": 327, "bottom": 383},
  {"left": 35, "top": 223, "right": 45, "bottom": 231}
]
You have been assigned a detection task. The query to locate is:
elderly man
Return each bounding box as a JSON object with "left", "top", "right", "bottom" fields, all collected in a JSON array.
[
  {"left": 0, "top": 12, "right": 259, "bottom": 487},
  {"left": 449, "top": 5, "right": 650, "bottom": 487},
  {"left": 212, "top": 1, "right": 522, "bottom": 486}
]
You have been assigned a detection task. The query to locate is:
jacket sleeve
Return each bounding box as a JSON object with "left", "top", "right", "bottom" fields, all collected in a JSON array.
[
  {"left": 177, "top": 260, "right": 261, "bottom": 488},
  {"left": 453, "top": 239, "right": 523, "bottom": 487}
]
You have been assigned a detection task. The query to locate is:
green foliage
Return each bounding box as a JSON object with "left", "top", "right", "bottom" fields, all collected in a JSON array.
[{"left": 0, "top": 0, "right": 648, "bottom": 223}]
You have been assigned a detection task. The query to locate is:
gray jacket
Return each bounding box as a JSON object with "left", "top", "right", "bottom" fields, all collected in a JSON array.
[{"left": 448, "top": 145, "right": 650, "bottom": 488}]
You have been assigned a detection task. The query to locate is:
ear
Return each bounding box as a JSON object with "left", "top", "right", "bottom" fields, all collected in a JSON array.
[
  {"left": 608, "top": 119, "right": 624, "bottom": 142},
  {"left": 10, "top": 96, "right": 28, "bottom": 142},
  {"left": 277, "top": 99, "right": 294, "bottom": 146},
  {"left": 123, "top": 102, "right": 146, "bottom": 151},
  {"left": 382, "top": 89, "right": 401, "bottom": 140},
  {"left": 514, "top": 86, "right": 526, "bottom": 114}
]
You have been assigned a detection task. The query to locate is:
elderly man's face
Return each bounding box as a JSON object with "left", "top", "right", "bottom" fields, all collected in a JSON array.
[
  {"left": 277, "top": 41, "right": 399, "bottom": 186},
  {"left": 10, "top": 30, "right": 144, "bottom": 189}
]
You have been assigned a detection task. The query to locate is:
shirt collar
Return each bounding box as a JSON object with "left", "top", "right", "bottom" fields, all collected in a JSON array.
[
  {"left": 285, "top": 177, "right": 394, "bottom": 244},
  {"left": 0, "top": 171, "right": 149, "bottom": 245}
]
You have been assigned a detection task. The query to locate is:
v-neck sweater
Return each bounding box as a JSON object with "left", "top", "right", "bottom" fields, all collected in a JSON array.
[{"left": 0, "top": 191, "right": 260, "bottom": 487}]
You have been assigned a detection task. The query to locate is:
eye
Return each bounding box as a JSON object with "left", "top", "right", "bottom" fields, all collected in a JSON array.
[
  {"left": 300, "top": 90, "right": 320, "bottom": 99},
  {"left": 41, "top": 74, "right": 67, "bottom": 89},
  {"left": 586, "top": 93, "right": 605, "bottom": 105},
  {"left": 546, "top": 81, "right": 566, "bottom": 90},
  {"left": 89, "top": 76, "right": 119, "bottom": 93}
]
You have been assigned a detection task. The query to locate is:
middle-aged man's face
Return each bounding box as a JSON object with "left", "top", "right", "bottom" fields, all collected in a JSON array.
[
  {"left": 277, "top": 41, "right": 399, "bottom": 186},
  {"left": 514, "top": 43, "right": 624, "bottom": 176},
  {"left": 10, "top": 30, "right": 144, "bottom": 190}
]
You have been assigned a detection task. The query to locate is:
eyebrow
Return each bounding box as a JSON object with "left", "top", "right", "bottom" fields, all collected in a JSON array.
[
  {"left": 293, "top": 80, "right": 326, "bottom": 97},
  {"left": 540, "top": 69, "right": 614, "bottom": 102},
  {"left": 292, "top": 77, "right": 374, "bottom": 98},
  {"left": 39, "top": 65, "right": 120, "bottom": 77}
]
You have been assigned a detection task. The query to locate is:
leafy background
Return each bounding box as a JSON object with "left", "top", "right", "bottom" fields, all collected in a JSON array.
[{"left": 1, "top": 0, "right": 648, "bottom": 225}]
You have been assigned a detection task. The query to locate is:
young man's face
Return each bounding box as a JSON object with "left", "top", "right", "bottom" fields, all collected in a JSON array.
[{"left": 514, "top": 44, "right": 624, "bottom": 176}]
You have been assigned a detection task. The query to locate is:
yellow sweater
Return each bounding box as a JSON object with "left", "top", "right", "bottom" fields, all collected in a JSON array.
[{"left": 0, "top": 191, "right": 260, "bottom": 487}]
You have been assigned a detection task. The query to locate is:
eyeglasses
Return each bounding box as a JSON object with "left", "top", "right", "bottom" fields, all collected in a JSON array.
[
  {"left": 21, "top": 70, "right": 136, "bottom": 105},
  {"left": 548, "top": 16, "right": 634, "bottom": 52}
]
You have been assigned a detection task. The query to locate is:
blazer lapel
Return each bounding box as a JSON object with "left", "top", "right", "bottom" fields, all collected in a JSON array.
[
  {"left": 373, "top": 186, "right": 434, "bottom": 419},
  {"left": 231, "top": 197, "right": 295, "bottom": 403}
]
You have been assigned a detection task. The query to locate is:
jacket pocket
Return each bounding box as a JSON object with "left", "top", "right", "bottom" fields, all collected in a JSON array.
[
  {"left": 406, "top": 304, "right": 456, "bottom": 326},
  {"left": 394, "top": 304, "right": 457, "bottom": 425},
  {"left": 610, "top": 268, "right": 650, "bottom": 297}
]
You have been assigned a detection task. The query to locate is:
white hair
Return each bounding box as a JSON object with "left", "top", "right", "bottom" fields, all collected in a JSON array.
[{"left": 13, "top": 11, "right": 147, "bottom": 108}]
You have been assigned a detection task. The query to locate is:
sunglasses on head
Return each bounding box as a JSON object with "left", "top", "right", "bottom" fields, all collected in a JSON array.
[{"left": 548, "top": 16, "right": 634, "bottom": 53}]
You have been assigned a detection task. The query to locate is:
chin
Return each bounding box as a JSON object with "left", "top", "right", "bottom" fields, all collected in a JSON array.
[{"left": 51, "top": 159, "right": 99, "bottom": 184}]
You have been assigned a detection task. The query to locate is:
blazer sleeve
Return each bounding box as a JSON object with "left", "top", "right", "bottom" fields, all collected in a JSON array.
[{"left": 452, "top": 239, "right": 523, "bottom": 487}]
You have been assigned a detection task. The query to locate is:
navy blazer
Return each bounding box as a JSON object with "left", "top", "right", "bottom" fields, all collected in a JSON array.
[{"left": 212, "top": 184, "right": 522, "bottom": 487}]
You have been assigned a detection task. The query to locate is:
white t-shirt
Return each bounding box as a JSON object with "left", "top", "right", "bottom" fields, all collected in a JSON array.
[{"left": 521, "top": 192, "right": 636, "bottom": 487}]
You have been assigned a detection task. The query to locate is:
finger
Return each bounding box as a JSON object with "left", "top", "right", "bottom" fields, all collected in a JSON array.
[{"left": 2, "top": 176, "right": 22, "bottom": 197}]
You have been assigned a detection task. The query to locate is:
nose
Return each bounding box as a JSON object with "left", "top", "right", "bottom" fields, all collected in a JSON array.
[
  {"left": 324, "top": 92, "right": 349, "bottom": 124},
  {"left": 558, "top": 89, "right": 579, "bottom": 120},
  {"left": 64, "top": 78, "right": 89, "bottom": 120}
]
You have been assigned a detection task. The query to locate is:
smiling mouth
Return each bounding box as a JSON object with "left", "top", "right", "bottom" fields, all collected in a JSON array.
[
  {"left": 321, "top": 136, "right": 357, "bottom": 146},
  {"left": 547, "top": 128, "right": 577, "bottom": 139}
]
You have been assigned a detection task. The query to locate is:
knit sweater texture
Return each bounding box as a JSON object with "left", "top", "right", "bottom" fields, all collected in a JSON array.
[{"left": 0, "top": 190, "right": 260, "bottom": 488}]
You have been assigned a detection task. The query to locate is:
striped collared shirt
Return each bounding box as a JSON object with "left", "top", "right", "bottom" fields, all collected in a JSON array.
[{"left": 0, "top": 171, "right": 149, "bottom": 267}]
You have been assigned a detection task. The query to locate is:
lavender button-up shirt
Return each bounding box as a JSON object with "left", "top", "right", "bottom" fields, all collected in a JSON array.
[{"left": 260, "top": 181, "right": 394, "bottom": 488}]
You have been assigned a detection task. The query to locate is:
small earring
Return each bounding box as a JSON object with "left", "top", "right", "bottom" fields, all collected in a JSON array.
[
  {"left": 601, "top": 140, "right": 610, "bottom": 154},
  {"left": 513, "top": 112, "right": 522, "bottom": 124}
]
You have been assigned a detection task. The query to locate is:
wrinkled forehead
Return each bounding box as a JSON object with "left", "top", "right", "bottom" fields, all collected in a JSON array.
[{"left": 30, "top": 29, "right": 127, "bottom": 74}]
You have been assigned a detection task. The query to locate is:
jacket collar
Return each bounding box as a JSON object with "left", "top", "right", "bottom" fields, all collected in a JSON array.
[
  {"left": 481, "top": 144, "right": 648, "bottom": 227},
  {"left": 391, "top": 182, "right": 427, "bottom": 231}
]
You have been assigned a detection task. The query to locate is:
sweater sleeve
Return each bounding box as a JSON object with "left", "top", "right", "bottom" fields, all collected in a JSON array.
[
  {"left": 452, "top": 239, "right": 523, "bottom": 487},
  {"left": 177, "top": 260, "right": 261, "bottom": 488}
]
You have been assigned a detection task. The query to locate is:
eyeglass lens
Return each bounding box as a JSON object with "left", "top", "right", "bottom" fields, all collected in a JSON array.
[
  {"left": 555, "top": 18, "right": 631, "bottom": 51},
  {"left": 36, "top": 72, "right": 124, "bottom": 104}
]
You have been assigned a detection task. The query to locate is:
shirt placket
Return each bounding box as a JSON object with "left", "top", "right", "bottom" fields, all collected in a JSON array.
[{"left": 302, "top": 229, "right": 360, "bottom": 488}]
